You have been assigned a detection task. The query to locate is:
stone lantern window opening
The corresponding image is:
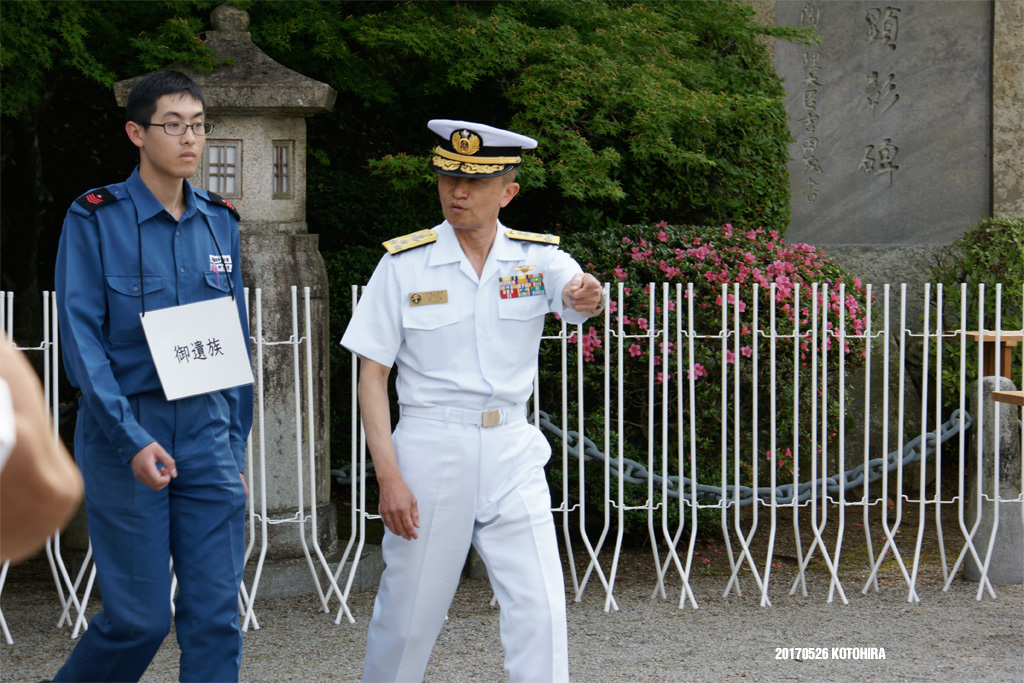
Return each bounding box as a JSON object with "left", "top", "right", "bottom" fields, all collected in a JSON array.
[
  {"left": 273, "top": 140, "right": 293, "bottom": 199},
  {"left": 205, "top": 140, "right": 242, "bottom": 197}
]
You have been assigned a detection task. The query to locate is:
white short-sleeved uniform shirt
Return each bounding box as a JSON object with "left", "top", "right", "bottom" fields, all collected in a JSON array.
[{"left": 341, "top": 221, "right": 586, "bottom": 410}]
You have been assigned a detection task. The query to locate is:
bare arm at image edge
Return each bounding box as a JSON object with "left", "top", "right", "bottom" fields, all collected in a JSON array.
[{"left": 0, "top": 338, "right": 83, "bottom": 564}]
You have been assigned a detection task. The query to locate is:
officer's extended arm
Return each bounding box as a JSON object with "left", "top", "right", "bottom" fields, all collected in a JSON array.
[{"left": 358, "top": 358, "right": 420, "bottom": 541}]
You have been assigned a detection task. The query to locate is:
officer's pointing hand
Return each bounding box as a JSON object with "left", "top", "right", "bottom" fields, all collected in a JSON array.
[
  {"left": 130, "top": 442, "right": 177, "bottom": 491},
  {"left": 562, "top": 273, "right": 604, "bottom": 316}
]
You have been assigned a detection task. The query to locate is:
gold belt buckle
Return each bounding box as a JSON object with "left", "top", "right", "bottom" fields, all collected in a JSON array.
[{"left": 482, "top": 410, "right": 501, "bottom": 428}]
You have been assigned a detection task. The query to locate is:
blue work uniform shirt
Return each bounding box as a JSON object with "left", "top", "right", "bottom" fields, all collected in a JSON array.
[{"left": 55, "top": 167, "right": 253, "bottom": 470}]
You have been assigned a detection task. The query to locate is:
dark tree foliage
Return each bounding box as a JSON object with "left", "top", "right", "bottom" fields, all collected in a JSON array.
[{"left": 1, "top": 0, "right": 219, "bottom": 340}]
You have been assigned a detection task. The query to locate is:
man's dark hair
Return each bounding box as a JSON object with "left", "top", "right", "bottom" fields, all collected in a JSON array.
[{"left": 126, "top": 70, "right": 206, "bottom": 126}]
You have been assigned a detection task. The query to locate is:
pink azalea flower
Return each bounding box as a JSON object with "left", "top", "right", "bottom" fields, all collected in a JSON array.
[{"left": 687, "top": 363, "right": 708, "bottom": 380}]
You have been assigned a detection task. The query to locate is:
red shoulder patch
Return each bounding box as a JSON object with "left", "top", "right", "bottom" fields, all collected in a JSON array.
[
  {"left": 207, "top": 191, "right": 241, "bottom": 221},
  {"left": 74, "top": 188, "right": 117, "bottom": 212}
]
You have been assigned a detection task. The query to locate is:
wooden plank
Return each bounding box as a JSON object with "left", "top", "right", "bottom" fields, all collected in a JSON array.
[{"left": 991, "top": 390, "right": 1024, "bottom": 406}]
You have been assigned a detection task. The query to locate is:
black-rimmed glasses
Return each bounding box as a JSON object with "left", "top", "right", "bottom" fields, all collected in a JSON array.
[{"left": 145, "top": 121, "right": 215, "bottom": 136}]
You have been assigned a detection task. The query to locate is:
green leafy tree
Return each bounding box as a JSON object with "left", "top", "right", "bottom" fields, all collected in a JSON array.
[
  {"left": 245, "top": 1, "right": 809, "bottom": 469},
  {"left": 3, "top": 0, "right": 809, "bottom": 471},
  {"left": 249, "top": 0, "right": 807, "bottom": 245},
  {"left": 1, "top": 0, "right": 218, "bottom": 340}
]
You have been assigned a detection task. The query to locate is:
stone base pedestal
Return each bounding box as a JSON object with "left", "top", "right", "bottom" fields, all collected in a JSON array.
[
  {"left": 250, "top": 501, "right": 337, "bottom": 559},
  {"left": 965, "top": 377, "right": 1023, "bottom": 585},
  {"left": 244, "top": 544, "right": 385, "bottom": 599}
]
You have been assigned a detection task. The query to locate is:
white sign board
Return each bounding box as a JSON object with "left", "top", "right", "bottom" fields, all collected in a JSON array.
[{"left": 140, "top": 297, "right": 253, "bottom": 401}]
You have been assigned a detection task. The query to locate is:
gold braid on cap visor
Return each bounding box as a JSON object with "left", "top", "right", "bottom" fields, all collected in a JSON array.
[
  {"left": 432, "top": 157, "right": 508, "bottom": 174},
  {"left": 433, "top": 146, "right": 522, "bottom": 165}
]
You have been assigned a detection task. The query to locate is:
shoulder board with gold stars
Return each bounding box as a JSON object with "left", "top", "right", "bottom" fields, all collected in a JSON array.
[
  {"left": 382, "top": 229, "right": 438, "bottom": 255},
  {"left": 505, "top": 229, "right": 560, "bottom": 246}
]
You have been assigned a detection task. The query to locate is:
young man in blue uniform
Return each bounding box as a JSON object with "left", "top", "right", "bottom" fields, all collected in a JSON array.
[
  {"left": 53, "top": 70, "right": 252, "bottom": 682},
  {"left": 342, "top": 120, "right": 605, "bottom": 682}
]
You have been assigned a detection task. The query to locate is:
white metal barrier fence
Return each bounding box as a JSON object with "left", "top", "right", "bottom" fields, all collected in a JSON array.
[
  {"left": 492, "top": 281, "right": 1022, "bottom": 611},
  {"left": 0, "top": 287, "right": 356, "bottom": 641},
  {"left": 1, "top": 282, "right": 1021, "bottom": 640},
  {"left": 337, "top": 281, "right": 1023, "bottom": 618}
]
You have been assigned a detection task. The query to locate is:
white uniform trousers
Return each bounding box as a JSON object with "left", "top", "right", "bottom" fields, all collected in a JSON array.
[{"left": 362, "top": 412, "right": 569, "bottom": 683}]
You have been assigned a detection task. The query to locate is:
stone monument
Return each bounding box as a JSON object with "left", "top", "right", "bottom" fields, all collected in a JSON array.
[
  {"left": 115, "top": 4, "right": 339, "bottom": 596},
  {"left": 769, "top": 0, "right": 1023, "bottom": 482},
  {"left": 773, "top": 0, "right": 1023, "bottom": 289}
]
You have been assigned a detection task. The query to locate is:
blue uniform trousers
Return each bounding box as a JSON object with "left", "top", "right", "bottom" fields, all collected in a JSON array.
[{"left": 54, "top": 390, "right": 247, "bottom": 683}]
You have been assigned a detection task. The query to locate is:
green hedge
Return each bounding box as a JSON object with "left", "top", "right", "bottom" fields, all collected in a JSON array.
[{"left": 929, "top": 215, "right": 1024, "bottom": 400}]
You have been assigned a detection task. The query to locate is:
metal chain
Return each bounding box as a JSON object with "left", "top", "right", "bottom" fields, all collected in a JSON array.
[{"left": 333, "top": 410, "right": 982, "bottom": 508}]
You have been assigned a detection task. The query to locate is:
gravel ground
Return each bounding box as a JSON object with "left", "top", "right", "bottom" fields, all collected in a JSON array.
[{"left": 1, "top": 542, "right": 1021, "bottom": 683}]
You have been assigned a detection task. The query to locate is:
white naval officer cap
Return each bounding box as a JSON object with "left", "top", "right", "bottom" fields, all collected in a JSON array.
[{"left": 427, "top": 119, "right": 538, "bottom": 179}]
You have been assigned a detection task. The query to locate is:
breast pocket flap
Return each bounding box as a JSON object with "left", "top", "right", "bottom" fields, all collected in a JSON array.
[
  {"left": 402, "top": 303, "right": 459, "bottom": 331},
  {"left": 105, "top": 274, "right": 165, "bottom": 297},
  {"left": 203, "top": 270, "right": 231, "bottom": 293},
  {"left": 498, "top": 296, "right": 549, "bottom": 321}
]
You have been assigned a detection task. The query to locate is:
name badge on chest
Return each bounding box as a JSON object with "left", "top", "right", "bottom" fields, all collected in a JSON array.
[
  {"left": 140, "top": 297, "right": 253, "bottom": 401},
  {"left": 409, "top": 290, "right": 448, "bottom": 306},
  {"left": 499, "top": 272, "right": 545, "bottom": 299}
]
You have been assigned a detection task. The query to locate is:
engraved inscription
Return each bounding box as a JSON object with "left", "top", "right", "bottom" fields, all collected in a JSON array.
[
  {"left": 805, "top": 178, "right": 819, "bottom": 203},
  {"left": 799, "top": 4, "right": 824, "bottom": 202},
  {"left": 866, "top": 71, "right": 899, "bottom": 116},
  {"left": 801, "top": 3, "right": 821, "bottom": 25},
  {"left": 866, "top": 7, "right": 900, "bottom": 50},
  {"left": 859, "top": 139, "right": 900, "bottom": 186}
]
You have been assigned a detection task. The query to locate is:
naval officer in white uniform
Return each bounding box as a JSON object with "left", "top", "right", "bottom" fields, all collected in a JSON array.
[{"left": 341, "top": 119, "right": 604, "bottom": 682}]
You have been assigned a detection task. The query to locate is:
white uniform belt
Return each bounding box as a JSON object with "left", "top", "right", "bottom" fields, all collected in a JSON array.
[{"left": 399, "top": 404, "right": 528, "bottom": 428}]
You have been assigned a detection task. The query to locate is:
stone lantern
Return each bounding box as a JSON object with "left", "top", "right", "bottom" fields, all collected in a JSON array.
[{"left": 115, "top": 4, "right": 339, "bottom": 594}]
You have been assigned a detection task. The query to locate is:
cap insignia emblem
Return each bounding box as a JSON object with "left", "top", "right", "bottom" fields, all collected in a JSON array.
[{"left": 452, "top": 130, "right": 481, "bottom": 156}]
